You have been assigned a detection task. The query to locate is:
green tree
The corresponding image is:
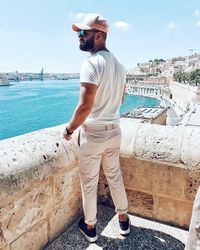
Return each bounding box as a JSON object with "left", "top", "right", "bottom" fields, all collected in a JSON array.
[
  {"left": 173, "top": 71, "right": 183, "bottom": 82},
  {"left": 181, "top": 72, "right": 189, "bottom": 83},
  {"left": 194, "top": 76, "right": 200, "bottom": 86},
  {"left": 189, "top": 69, "right": 200, "bottom": 82},
  {"left": 174, "top": 69, "right": 200, "bottom": 85}
]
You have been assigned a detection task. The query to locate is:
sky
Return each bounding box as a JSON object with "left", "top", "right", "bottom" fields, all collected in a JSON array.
[{"left": 0, "top": 0, "right": 200, "bottom": 73}]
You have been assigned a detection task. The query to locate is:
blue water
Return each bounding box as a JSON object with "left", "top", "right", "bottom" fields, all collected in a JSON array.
[{"left": 0, "top": 80, "right": 159, "bottom": 140}]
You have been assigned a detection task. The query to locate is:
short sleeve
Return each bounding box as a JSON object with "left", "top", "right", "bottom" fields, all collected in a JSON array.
[
  {"left": 122, "top": 64, "right": 126, "bottom": 83},
  {"left": 80, "top": 59, "right": 98, "bottom": 85}
]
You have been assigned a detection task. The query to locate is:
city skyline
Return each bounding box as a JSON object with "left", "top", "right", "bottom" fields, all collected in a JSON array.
[{"left": 0, "top": 0, "right": 200, "bottom": 73}]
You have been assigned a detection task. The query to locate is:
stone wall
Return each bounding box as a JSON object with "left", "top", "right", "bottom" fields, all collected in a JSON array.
[
  {"left": 169, "top": 81, "right": 200, "bottom": 112},
  {"left": 98, "top": 118, "right": 200, "bottom": 229},
  {"left": 185, "top": 187, "right": 200, "bottom": 250},
  {"left": 1, "top": 120, "right": 200, "bottom": 249},
  {"left": 0, "top": 125, "right": 82, "bottom": 250}
]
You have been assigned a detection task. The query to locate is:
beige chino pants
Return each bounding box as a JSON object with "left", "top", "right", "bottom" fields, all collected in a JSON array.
[{"left": 78, "top": 124, "right": 128, "bottom": 225}]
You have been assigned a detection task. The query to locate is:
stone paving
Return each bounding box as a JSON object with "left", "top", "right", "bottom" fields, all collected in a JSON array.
[{"left": 44, "top": 205, "right": 188, "bottom": 250}]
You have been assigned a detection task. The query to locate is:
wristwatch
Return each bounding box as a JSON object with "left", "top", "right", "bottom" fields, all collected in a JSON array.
[{"left": 64, "top": 127, "right": 74, "bottom": 135}]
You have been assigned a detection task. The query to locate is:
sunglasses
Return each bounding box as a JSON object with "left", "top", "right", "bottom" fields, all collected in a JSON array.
[{"left": 77, "top": 29, "right": 99, "bottom": 37}]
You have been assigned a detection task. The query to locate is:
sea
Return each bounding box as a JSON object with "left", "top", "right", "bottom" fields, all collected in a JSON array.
[{"left": 0, "top": 79, "right": 160, "bottom": 140}]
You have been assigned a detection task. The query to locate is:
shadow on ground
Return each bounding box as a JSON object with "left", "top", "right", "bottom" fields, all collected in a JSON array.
[{"left": 44, "top": 206, "right": 185, "bottom": 250}]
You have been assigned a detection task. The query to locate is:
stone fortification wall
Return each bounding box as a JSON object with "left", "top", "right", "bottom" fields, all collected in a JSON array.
[
  {"left": 169, "top": 81, "right": 200, "bottom": 112},
  {"left": 98, "top": 118, "right": 200, "bottom": 229},
  {"left": 0, "top": 125, "right": 82, "bottom": 250},
  {"left": 0, "top": 120, "right": 200, "bottom": 249}
]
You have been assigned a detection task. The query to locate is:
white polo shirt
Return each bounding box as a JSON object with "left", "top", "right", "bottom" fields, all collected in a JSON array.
[{"left": 80, "top": 50, "right": 126, "bottom": 125}]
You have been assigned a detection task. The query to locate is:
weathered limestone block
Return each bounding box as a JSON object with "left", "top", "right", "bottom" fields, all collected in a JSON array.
[
  {"left": 53, "top": 167, "right": 81, "bottom": 206},
  {"left": 181, "top": 127, "right": 200, "bottom": 170},
  {"left": 184, "top": 170, "right": 200, "bottom": 201},
  {"left": 156, "top": 196, "right": 193, "bottom": 227},
  {"left": 48, "top": 196, "right": 82, "bottom": 241},
  {"left": 98, "top": 182, "right": 154, "bottom": 218},
  {"left": 127, "top": 189, "right": 154, "bottom": 217},
  {"left": 135, "top": 124, "right": 184, "bottom": 163},
  {"left": 156, "top": 164, "right": 186, "bottom": 199},
  {"left": 120, "top": 118, "right": 140, "bottom": 155},
  {"left": 10, "top": 220, "right": 48, "bottom": 250},
  {"left": 120, "top": 156, "right": 159, "bottom": 193},
  {"left": 0, "top": 125, "right": 78, "bottom": 203},
  {"left": 98, "top": 182, "right": 114, "bottom": 207},
  {"left": 0, "top": 178, "right": 52, "bottom": 244},
  {"left": 185, "top": 187, "right": 200, "bottom": 250},
  {"left": 120, "top": 156, "right": 186, "bottom": 199},
  {"left": 0, "top": 229, "right": 7, "bottom": 249},
  {"left": 0, "top": 244, "right": 10, "bottom": 250}
]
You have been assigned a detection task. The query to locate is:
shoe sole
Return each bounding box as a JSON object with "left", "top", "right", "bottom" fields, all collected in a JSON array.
[
  {"left": 119, "top": 220, "right": 131, "bottom": 236},
  {"left": 119, "top": 227, "right": 130, "bottom": 236},
  {"left": 79, "top": 228, "right": 98, "bottom": 243}
]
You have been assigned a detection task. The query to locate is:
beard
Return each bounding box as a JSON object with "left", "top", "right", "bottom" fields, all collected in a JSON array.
[{"left": 79, "top": 35, "right": 95, "bottom": 51}]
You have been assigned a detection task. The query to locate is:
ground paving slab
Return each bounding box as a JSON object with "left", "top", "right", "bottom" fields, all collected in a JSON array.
[{"left": 44, "top": 205, "right": 188, "bottom": 250}]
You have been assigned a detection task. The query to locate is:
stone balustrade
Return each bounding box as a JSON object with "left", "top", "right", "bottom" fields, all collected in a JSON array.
[{"left": 0, "top": 120, "right": 200, "bottom": 250}]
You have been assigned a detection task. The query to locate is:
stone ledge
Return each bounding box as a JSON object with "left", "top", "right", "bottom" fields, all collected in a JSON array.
[
  {"left": 0, "top": 125, "right": 79, "bottom": 201},
  {"left": 120, "top": 118, "right": 200, "bottom": 170}
]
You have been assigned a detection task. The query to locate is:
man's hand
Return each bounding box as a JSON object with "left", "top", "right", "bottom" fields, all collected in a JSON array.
[
  {"left": 63, "top": 132, "right": 72, "bottom": 141},
  {"left": 63, "top": 127, "right": 73, "bottom": 141}
]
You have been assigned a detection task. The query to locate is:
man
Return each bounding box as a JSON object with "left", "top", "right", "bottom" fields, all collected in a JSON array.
[{"left": 63, "top": 13, "right": 130, "bottom": 242}]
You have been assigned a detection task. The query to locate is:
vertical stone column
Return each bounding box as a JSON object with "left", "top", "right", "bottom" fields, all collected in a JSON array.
[{"left": 185, "top": 187, "right": 200, "bottom": 250}]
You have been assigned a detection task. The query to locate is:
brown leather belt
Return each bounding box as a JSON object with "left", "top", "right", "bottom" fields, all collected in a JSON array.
[{"left": 82, "top": 124, "right": 118, "bottom": 132}]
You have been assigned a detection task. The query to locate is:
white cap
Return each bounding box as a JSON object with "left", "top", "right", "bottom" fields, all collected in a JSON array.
[{"left": 72, "top": 13, "right": 109, "bottom": 33}]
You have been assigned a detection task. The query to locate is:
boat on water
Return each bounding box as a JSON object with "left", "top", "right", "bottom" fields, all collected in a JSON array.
[{"left": 0, "top": 79, "right": 13, "bottom": 86}]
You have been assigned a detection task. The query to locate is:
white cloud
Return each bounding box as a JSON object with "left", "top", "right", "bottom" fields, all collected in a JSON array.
[
  {"left": 68, "top": 12, "right": 86, "bottom": 20},
  {"left": 75, "top": 13, "right": 86, "bottom": 19},
  {"left": 167, "top": 22, "right": 176, "bottom": 29},
  {"left": 113, "top": 21, "right": 129, "bottom": 31},
  {"left": 197, "top": 21, "right": 200, "bottom": 27},
  {"left": 194, "top": 9, "right": 200, "bottom": 16}
]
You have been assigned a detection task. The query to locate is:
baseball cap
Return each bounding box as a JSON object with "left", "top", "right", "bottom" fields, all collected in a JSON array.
[{"left": 72, "top": 13, "right": 109, "bottom": 33}]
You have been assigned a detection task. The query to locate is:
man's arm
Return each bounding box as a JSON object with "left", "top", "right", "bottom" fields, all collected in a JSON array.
[
  {"left": 121, "top": 83, "right": 126, "bottom": 104},
  {"left": 63, "top": 82, "right": 97, "bottom": 140}
]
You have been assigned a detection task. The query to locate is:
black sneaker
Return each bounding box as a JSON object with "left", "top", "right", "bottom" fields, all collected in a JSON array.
[
  {"left": 119, "top": 215, "right": 131, "bottom": 236},
  {"left": 78, "top": 218, "right": 98, "bottom": 243}
]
